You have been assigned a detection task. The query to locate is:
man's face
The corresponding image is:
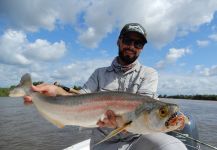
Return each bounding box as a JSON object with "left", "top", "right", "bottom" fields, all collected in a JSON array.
[{"left": 118, "top": 32, "right": 145, "bottom": 65}]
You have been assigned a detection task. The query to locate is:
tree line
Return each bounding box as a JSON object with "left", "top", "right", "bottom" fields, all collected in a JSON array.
[
  {"left": 158, "top": 94, "right": 217, "bottom": 101},
  {"left": 1, "top": 83, "right": 216, "bottom": 101},
  {"left": 0, "top": 82, "right": 82, "bottom": 97},
  {"left": 0, "top": 82, "right": 44, "bottom": 97}
]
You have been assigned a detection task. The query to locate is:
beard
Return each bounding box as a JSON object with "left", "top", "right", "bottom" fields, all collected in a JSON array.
[{"left": 118, "top": 48, "right": 139, "bottom": 65}]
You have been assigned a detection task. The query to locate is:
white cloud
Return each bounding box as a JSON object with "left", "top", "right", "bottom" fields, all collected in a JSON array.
[
  {"left": 196, "top": 40, "right": 210, "bottom": 47},
  {"left": 0, "top": 0, "right": 89, "bottom": 32},
  {"left": 1, "top": 0, "right": 217, "bottom": 48},
  {"left": 51, "top": 58, "right": 112, "bottom": 86},
  {"left": 0, "top": 29, "right": 67, "bottom": 65},
  {"left": 0, "top": 57, "right": 112, "bottom": 87},
  {"left": 158, "top": 73, "right": 217, "bottom": 95},
  {"left": 0, "top": 29, "right": 30, "bottom": 65},
  {"left": 25, "top": 39, "right": 66, "bottom": 61},
  {"left": 194, "top": 65, "right": 217, "bottom": 76},
  {"left": 80, "top": 0, "right": 217, "bottom": 48},
  {"left": 78, "top": 27, "right": 98, "bottom": 48},
  {"left": 209, "top": 33, "right": 217, "bottom": 41},
  {"left": 156, "top": 48, "right": 191, "bottom": 69}
]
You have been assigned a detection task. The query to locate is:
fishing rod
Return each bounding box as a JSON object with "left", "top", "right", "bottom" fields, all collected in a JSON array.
[{"left": 172, "top": 131, "right": 217, "bottom": 150}]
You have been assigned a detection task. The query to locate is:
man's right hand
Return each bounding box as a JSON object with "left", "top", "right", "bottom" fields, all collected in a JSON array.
[
  {"left": 23, "top": 84, "right": 72, "bottom": 103},
  {"left": 97, "top": 110, "right": 118, "bottom": 128}
]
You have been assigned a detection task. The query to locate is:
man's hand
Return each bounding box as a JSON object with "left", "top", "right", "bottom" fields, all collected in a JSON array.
[
  {"left": 23, "top": 84, "right": 72, "bottom": 103},
  {"left": 97, "top": 110, "right": 118, "bottom": 128},
  {"left": 97, "top": 110, "right": 128, "bottom": 134}
]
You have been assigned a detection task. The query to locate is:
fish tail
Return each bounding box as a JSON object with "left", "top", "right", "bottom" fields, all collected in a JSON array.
[
  {"left": 20, "top": 73, "right": 32, "bottom": 87},
  {"left": 9, "top": 73, "right": 32, "bottom": 97}
]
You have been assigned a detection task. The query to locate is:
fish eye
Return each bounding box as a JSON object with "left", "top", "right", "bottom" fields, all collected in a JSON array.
[{"left": 159, "top": 106, "right": 169, "bottom": 118}]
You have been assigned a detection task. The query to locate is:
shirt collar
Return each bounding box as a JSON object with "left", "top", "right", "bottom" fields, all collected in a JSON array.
[{"left": 106, "top": 57, "right": 140, "bottom": 73}]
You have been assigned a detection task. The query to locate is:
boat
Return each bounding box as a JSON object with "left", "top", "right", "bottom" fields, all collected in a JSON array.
[
  {"left": 64, "top": 139, "right": 90, "bottom": 150},
  {"left": 167, "top": 114, "right": 201, "bottom": 150}
]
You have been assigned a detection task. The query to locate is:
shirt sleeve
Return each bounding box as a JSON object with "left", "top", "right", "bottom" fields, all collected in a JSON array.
[
  {"left": 137, "top": 69, "right": 158, "bottom": 99},
  {"left": 80, "top": 69, "right": 99, "bottom": 94}
]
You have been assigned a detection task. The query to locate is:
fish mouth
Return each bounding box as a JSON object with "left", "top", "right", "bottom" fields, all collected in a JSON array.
[
  {"left": 165, "top": 112, "right": 178, "bottom": 127},
  {"left": 165, "top": 111, "right": 186, "bottom": 129}
]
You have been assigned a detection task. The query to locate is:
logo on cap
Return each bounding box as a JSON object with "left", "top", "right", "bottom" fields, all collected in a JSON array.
[{"left": 128, "top": 25, "right": 145, "bottom": 35}]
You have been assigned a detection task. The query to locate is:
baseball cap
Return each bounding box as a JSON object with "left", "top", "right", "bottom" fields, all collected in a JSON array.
[{"left": 119, "top": 23, "right": 147, "bottom": 44}]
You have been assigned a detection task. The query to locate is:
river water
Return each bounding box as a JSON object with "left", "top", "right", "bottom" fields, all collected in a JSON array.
[{"left": 0, "top": 97, "right": 216, "bottom": 150}]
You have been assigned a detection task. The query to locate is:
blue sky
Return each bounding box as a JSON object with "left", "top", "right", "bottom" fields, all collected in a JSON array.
[{"left": 0, "top": 0, "right": 217, "bottom": 95}]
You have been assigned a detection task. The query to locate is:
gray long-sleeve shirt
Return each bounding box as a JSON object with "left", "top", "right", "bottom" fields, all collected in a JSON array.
[{"left": 80, "top": 58, "right": 158, "bottom": 98}]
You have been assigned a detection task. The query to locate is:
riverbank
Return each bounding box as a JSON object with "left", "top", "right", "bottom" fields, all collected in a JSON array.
[
  {"left": 159, "top": 94, "right": 217, "bottom": 101},
  {"left": 1, "top": 87, "right": 217, "bottom": 101}
]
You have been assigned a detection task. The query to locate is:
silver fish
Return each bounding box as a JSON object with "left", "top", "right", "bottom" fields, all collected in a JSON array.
[{"left": 9, "top": 73, "right": 187, "bottom": 137}]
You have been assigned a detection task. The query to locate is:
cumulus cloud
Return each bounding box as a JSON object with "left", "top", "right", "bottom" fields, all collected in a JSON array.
[
  {"left": 0, "top": 29, "right": 67, "bottom": 65},
  {"left": 78, "top": 27, "right": 99, "bottom": 48},
  {"left": 0, "top": 0, "right": 89, "bottom": 32},
  {"left": 0, "top": 0, "right": 217, "bottom": 48},
  {"left": 158, "top": 63, "right": 217, "bottom": 96},
  {"left": 209, "top": 33, "right": 217, "bottom": 41},
  {"left": 156, "top": 48, "right": 191, "bottom": 69},
  {"left": 25, "top": 39, "right": 66, "bottom": 61},
  {"left": 158, "top": 73, "right": 217, "bottom": 95},
  {"left": 0, "top": 30, "right": 30, "bottom": 65},
  {"left": 0, "top": 57, "right": 112, "bottom": 87},
  {"left": 194, "top": 65, "right": 217, "bottom": 76},
  {"left": 76, "top": 0, "right": 217, "bottom": 48},
  {"left": 196, "top": 40, "right": 210, "bottom": 47},
  {"left": 51, "top": 58, "right": 112, "bottom": 85}
]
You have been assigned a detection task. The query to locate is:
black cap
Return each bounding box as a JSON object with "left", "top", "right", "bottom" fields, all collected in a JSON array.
[{"left": 119, "top": 23, "right": 147, "bottom": 43}]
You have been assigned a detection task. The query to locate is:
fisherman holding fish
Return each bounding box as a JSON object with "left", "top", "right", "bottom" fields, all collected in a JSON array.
[{"left": 22, "top": 23, "right": 187, "bottom": 150}]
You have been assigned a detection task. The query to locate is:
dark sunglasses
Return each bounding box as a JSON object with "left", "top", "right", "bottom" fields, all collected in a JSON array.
[{"left": 122, "top": 37, "right": 145, "bottom": 49}]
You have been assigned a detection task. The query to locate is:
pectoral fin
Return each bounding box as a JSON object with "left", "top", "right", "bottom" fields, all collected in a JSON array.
[{"left": 94, "top": 121, "right": 132, "bottom": 146}]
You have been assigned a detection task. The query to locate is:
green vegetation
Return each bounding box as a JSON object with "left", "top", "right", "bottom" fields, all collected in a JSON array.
[
  {"left": 158, "top": 94, "right": 217, "bottom": 101},
  {"left": 33, "top": 81, "right": 44, "bottom": 86},
  {"left": 73, "top": 85, "right": 82, "bottom": 90},
  {"left": 1, "top": 83, "right": 216, "bottom": 101},
  {"left": 0, "top": 82, "right": 44, "bottom": 97},
  {"left": 0, "top": 83, "right": 82, "bottom": 97},
  {"left": 0, "top": 88, "right": 10, "bottom": 97}
]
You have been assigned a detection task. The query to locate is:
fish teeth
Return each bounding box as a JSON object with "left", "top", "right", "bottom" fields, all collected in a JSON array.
[{"left": 165, "top": 112, "right": 178, "bottom": 127}]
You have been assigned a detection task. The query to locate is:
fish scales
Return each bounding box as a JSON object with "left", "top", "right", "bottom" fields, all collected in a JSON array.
[
  {"left": 33, "top": 91, "right": 166, "bottom": 115},
  {"left": 37, "top": 91, "right": 164, "bottom": 108},
  {"left": 32, "top": 92, "right": 145, "bottom": 118}
]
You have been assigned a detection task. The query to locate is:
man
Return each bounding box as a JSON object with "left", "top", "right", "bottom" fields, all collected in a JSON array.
[{"left": 24, "top": 23, "right": 187, "bottom": 150}]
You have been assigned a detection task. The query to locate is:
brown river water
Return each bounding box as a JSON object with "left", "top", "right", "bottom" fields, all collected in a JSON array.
[{"left": 0, "top": 97, "right": 216, "bottom": 150}]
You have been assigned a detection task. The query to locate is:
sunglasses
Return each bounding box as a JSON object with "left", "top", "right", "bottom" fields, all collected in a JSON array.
[{"left": 122, "top": 37, "right": 145, "bottom": 49}]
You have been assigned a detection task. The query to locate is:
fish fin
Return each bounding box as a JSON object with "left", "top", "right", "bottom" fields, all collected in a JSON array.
[
  {"left": 37, "top": 107, "right": 65, "bottom": 128},
  {"left": 94, "top": 121, "right": 132, "bottom": 146}
]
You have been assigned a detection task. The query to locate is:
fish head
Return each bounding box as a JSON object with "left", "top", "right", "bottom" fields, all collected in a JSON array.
[{"left": 145, "top": 103, "right": 186, "bottom": 133}]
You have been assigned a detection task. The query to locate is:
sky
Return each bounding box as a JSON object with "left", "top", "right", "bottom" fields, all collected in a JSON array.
[{"left": 0, "top": 0, "right": 217, "bottom": 95}]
